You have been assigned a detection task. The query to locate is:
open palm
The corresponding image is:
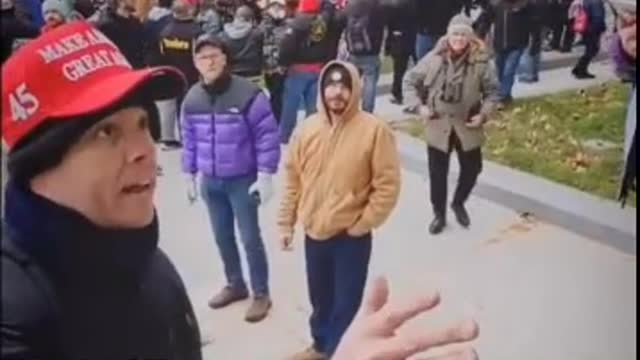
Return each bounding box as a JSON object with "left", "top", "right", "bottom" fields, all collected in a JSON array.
[{"left": 333, "top": 277, "right": 479, "bottom": 360}]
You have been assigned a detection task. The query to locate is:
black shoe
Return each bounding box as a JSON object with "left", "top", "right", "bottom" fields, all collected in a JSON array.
[
  {"left": 390, "top": 96, "right": 403, "bottom": 105},
  {"left": 572, "top": 69, "right": 596, "bottom": 79},
  {"left": 451, "top": 203, "right": 471, "bottom": 228},
  {"left": 429, "top": 216, "right": 446, "bottom": 235},
  {"left": 161, "top": 140, "right": 182, "bottom": 151}
]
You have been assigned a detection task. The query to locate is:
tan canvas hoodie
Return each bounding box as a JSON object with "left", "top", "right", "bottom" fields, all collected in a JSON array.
[{"left": 278, "top": 60, "right": 401, "bottom": 241}]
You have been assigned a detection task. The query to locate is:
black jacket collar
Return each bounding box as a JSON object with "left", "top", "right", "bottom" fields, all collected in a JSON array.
[{"left": 3, "top": 181, "right": 159, "bottom": 288}]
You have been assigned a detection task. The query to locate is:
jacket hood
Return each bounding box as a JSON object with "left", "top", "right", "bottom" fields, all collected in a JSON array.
[
  {"left": 317, "top": 60, "right": 363, "bottom": 122},
  {"left": 147, "top": 6, "right": 171, "bottom": 20},
  {"left": 430, "top": 35, "right": 491, "bottom": 63},
  {"left": 224, "top": 19, "right": 253, "bottom": 39}
]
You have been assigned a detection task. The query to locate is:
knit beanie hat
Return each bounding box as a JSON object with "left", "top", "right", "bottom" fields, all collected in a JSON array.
[
  {"left": 447, "top": 14, "right": 474, "bottom": 38},
  {"left": 298, "top": 0, "right": 320, "bottom": 13},
  {"left": 322, "top": 63, "right": 352, "bottom": 90},
  {"left": 42, "top": 0, "right": 73, "bottom": 19}
]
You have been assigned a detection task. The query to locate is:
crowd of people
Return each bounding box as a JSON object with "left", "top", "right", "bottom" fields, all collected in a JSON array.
[
  {"left": 1, "top": 0, "right": 615, "bottom": 144},
  {"left": 0, "top": 0, "right": 636, "bottom": 359}
]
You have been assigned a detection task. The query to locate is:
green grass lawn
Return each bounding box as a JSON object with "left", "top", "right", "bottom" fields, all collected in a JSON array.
[{"left": 393, "top": 82, "right": 636, "bottom": 206}]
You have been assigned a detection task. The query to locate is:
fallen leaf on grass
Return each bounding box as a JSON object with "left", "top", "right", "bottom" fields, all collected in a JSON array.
[{"left": 566, "top": 151, "right": 592, "bottom": 172}]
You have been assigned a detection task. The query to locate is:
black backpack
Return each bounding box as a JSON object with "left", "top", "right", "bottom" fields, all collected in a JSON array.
[{"left": 345, "top": 14, "right": 373, "bottom": 54}]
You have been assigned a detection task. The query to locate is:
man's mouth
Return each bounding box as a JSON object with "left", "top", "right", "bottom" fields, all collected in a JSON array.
[{"left": 122, "top": 179, "right": 155, "bottom": 195}]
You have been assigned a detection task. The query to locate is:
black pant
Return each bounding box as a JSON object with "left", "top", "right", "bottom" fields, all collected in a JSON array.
[
  {"left": 265, "top": 72, "right": 286, "bottom": 124},
  {"left": 428, "top": 132, "right": 482, "bottom": 217},
  {"left": 305, "top": 232, "right": 372, "bottom": 357},
  {"left": 551, "top": 16, "right": 575, "bottom": 51},
  {"left": 391, "top": 51, "right": 414, "bottom": 101},
  {"left": 573, "top": 31, "right": 601, "bottom": 74}
]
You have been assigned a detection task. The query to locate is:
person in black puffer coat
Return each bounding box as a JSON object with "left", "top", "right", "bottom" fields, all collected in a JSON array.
[
  {"left": 1, "top": 21, "right": 201, "bottom": 359},
  {"left": 220, "top": 5, "right": 264, "bottom": 82},
  {"left": 385, "top": 0, "right": 417, "bottom": 105},
  {"left": 475, "top": 0, "right": 542, "bottom": 104},
  {"left": 95, "top": 0, "right": 147, "bottom": 69},
  {"left": 277, "top": 0, "right": 345, "bottom": 144},
  {"left": 154, "top": 0, "right": 202, "bottom": 149},
  {"left": 343, "top": 0, "right": 390, "bottom": 113}
]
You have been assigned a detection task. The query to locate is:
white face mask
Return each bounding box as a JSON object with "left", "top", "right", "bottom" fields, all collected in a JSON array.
[
  {"left": 1, "top": 0, "right": 14, "bottom": 10},
  {"left": 267, "top": 6, "right": 285, "bottom": 19}
]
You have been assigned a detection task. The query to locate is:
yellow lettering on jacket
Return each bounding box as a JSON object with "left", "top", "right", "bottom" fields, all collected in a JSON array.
[{"left": 161, "top": 38, "right": 190, "bottom": 51}]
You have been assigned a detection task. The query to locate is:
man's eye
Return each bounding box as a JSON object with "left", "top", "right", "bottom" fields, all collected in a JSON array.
[
  {"left": 139, "top": 117, "right": 149, "bottom": 130},
  {"left": 96, "top": 124, "right": 115, "bottom": 139}
]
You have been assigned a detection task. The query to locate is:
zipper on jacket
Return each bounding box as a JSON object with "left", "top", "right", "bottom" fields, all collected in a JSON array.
[{"left": 503, "top": 8, "right": 508, "bottom": 50}]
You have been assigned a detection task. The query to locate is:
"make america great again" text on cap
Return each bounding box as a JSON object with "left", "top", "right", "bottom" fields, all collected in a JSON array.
[{"left": 36, "top": 27, "right": 132, "bottom": 82}]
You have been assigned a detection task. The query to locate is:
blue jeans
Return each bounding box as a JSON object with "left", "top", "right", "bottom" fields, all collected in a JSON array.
[
  {"left": 280, "top": 70, "right": 319, "bottom": 144},
  {"left": 200, "top": 174, "right": 269, "bottom": 297},
  {"left": 415, "top": 33, "right": 436, "bottom": 61},
  {"left": 518, "top": 49, "right": 541, "bottom": 82},
  {"left": 348, "top": 55, "right": 380, "bottom": 113},
  {"left": 305, "top": 232, "right": 372, "bottom": 357},
  {"left": 495, "top": 48, "right": 525, "bottom": 100}
]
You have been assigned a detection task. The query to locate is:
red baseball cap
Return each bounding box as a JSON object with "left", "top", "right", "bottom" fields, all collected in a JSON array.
[{"left": 2, "top": 21, "right": 186, "bottom": 151}]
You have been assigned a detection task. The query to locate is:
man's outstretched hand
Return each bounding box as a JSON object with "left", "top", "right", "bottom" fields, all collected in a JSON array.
[{"left": 333, "top": 277, "right": 479, "bottom": 360}]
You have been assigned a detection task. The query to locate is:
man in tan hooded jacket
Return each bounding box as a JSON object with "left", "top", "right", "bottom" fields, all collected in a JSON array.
[{"left": 279, "top": 60, "right": 401, "bottom": 360}]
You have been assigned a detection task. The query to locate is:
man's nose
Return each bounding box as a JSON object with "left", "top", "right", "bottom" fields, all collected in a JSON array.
[{"left": 126, "top": 132, "right": 155, "bottom": 164}]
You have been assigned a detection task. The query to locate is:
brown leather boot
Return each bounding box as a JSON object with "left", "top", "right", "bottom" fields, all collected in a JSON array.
[
  {"left": 288, "top": 346, "right": 329, "bottom": 360},
  {"left": 208, "top": 286, "right": 249, "bottom": 309},
  {"left": 244, "top": 296, "right": 272, "bottom": 323}
]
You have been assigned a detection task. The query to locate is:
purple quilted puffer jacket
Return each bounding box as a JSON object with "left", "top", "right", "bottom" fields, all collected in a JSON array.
[{"left": 181, "top": 76, "right": 280, "bottom": 177}]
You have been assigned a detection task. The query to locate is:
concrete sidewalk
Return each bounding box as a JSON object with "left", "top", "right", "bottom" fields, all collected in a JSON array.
[{"left": 154, "top": 149, "right": 636, "bottom": 360}]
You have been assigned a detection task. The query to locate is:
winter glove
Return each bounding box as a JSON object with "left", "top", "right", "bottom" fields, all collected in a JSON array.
[
  {"left": 248, "top": 172, "right": 273, "bottom": 205},
  {"left": 186, "top": 174, "right": 198, "bottom": 204}
]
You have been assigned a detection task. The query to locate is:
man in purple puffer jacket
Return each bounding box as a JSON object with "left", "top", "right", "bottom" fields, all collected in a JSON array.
[{"left": 181, "top": 34, "right": 280, "bottom": 323}]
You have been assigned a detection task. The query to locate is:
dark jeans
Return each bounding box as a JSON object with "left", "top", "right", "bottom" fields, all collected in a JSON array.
[
  {"left": 280, "top": 70, "right": 319, "bottom": 144},
  {"left": 495, "top": 48, "right": 525, "bottom": 100},
  {"left": 305, "top": 233, "right": 372, "bottom": 357},
  {"left": 551, "top": 17, "right": 575, "bottom": 51},
  {"left": 415, "top": 33, "right": 436, "bottom": 61},
  {"left": 265, "top": 72, "right": 286, "bottom": 124},
  {"left": 201, "top": 174, "right": 270, "bottom": 297},
  {"left": 428, "top": 132, "right": 483, "bottom": 217},
  {"left": 573, "top": 31, "right": 602, "bottom": 74},
  {"left": 391, "top": 51, "right": 415, "bottom": 102},
  {"left": 348, "top": 55, "right": 381, "bottom": 113}
]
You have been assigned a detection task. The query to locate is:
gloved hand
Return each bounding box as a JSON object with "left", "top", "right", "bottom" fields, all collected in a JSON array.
[
  {"left": 186, "top": 174, "right": 198, "bottom": 204},
  {"left": 248, "top": 172, "right": 273, "bottom": 205}
]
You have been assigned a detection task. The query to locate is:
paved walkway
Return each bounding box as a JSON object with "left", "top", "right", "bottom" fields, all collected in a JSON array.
[{"left": 156, "top": 147, "right": 636, "bottom": 360}]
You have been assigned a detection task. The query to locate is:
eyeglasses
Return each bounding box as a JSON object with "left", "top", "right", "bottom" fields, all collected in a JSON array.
[{"left": 195, "top": 53, "right": 224, "bottom": 62}]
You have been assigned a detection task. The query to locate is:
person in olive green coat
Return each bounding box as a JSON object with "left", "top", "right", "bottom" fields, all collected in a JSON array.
[{"left": 403, "top": 14, "right": 500, "bottom": 235}]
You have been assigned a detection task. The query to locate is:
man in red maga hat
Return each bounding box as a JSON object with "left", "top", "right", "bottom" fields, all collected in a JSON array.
[{"left": 1, "top": 21, "right": 202, "bottom": 359}]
